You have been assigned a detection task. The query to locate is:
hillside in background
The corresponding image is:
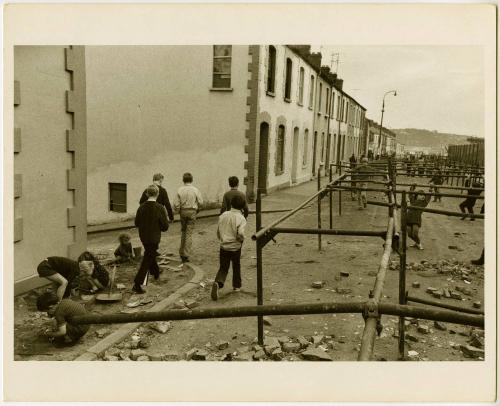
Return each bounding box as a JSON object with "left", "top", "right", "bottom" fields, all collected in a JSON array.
[{"left": 392, "top": 128, "right": 480, "bottom": 150}]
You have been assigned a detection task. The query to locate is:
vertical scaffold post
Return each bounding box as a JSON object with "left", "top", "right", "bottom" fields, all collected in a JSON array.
[
  {"left": 398, "top": 190, "right": 407, "bottom": 359},
  {"left": 338, "top": 162, "right": 342, "bottom": 216},
  {"left": 318, "top": 166, "right": 322, "bottom": 251},
  {"left": 255, "top": 189, "right": 264, "bottom": 345},
  {"left": 329, "top": 166, "right": 333, "bottom": 229}
]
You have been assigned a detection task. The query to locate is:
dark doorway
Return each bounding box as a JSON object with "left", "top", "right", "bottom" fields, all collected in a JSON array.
[{"left": 258, "top": 122, "right": 269, "bottom": 193}]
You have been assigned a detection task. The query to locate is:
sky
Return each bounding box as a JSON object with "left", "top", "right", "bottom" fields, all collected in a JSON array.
[{"left": 313, "top": 46, "right": 484, "bottom": 138}]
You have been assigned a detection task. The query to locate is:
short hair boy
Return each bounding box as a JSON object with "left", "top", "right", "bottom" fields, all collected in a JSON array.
[
  {"left": 37, "top": 292, "right": 90, "bottom": 346},
  {"left": 220, "top": 176, "right": 249, "bottom": 218},
  {"left": 211, "top": 194, "right": 247, "bottom": 300}
]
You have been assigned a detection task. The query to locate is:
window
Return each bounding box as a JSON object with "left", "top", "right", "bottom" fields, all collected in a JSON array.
[
  {"left": 109, "top": 183, "right": 127, "bottom": 213},
  {"left": 267, "top": 46, "right": 276, "bottom": 93},
  {"left": 303, "top": 129, "right": 309, "bottom": 165},
  {"left": 321, "top": 132, "right": 325, "bottom": 160},
  {"left": 331, "top": 93, "right": 335, "bottom": 117},
  {"left": 318, "top": 83, "right": 323, "bottom": 112},
  {"left": 212, "top": 45, "right": 232, "bottom": 88},
  {"left": 325, "top": 88, "right": 330, "bottom": 115},
  {"left": 337, "top": 95, "right": 341, "bottom": 119},
  {"left": 276, "top": 125, "right": 285, "bottom": 173},
  {"left": 309, "top": 76, "right": 315, "bottom": 108},
  {"left": 369, "top": 131, "right": 374, "bottom": 143},
  {"left": 298, "top": 67, "right": 305, "bottom": 104},
  {"left": 284, "top": 58, "right": 292, "bottom": 100}
]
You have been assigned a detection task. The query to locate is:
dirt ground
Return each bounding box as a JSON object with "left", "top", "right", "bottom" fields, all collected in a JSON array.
[{"left": 13, "top": 175, "right": 484, "bottom": 361}]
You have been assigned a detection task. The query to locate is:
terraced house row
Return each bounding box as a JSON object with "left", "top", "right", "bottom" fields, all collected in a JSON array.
[{"left": 13, "top": 45, "right": 367, "bottom": 293}]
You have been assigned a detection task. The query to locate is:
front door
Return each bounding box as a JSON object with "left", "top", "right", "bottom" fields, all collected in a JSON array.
[
  {"left": 291, "top": 127, "right": 299, "bottom": 183},
  {"left": 258, "top": 122, "right": 269, "bottom": 193}
]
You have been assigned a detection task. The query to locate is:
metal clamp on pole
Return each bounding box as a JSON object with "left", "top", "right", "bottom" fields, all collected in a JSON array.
[{"left": 363, "top": 299, "right": 379, "bottom": 319}]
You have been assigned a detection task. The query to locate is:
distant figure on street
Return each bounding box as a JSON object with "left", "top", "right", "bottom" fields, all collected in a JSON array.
[
  {"left": 114, "top": 232, "right": 135, "bottom": 263},
  {"left": 36, "top": 257, "right": 80, "bottom": 301},
  {"left": 406, "top": 184, "right": 432, "bottom": 250},
  {"left": 429, "top": 169, "right": 443, "bottom": 202},
  {"left": 211, "top": 195, "right": 247, "bottom": 301},
  {"left": 349, "top": 154, "right": 357, "bottom": 200},
  {"left": 220, "top": 176, "right": 249, "bottom": 218},
  {"left": 174, "top": 173, "right": 204, "bottom": 263},
  {"left": 133, "top": 184, "right": 169, "bottom": 293},
  {"left": 77, "top": 251, "right": 110, "bottom": 295},
  {"left": 459, "top": 181, "right": 482, "bottom": 221},
  {"left": 37, "top": 292, "right": 90, "bottom": 347},
  {"left": 352, "top": 157, "right": 371, "bottom": 210},
  {"left": 140, "top": 173, "right": 174, "bottom": 223}
]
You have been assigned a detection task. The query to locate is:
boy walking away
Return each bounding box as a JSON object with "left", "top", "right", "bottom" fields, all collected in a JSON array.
[
  {"left": 139, "top": 173, "right": 175, "bottom": 222},
  {"left": 37, "top": 292, "right": 90, "bottom": 346},
  {"left": 406, "top": 184, "right": 432, "bottom": 250},
  {"left": 114, "top": 232, "right": 135, "bottom": 263},
  {"left": 429, "top": 169, "right": 443, "bottom": 202},
  {"left": 174, "top": 173, "right": 203, "bottom": 263},
  {"left": 133, "top": 184, "right": 169, "bottom": 294},
  {"left": 220, "top": 176, "right": 249, "bottom": 218},
  {"left": 211, "top": 195, "right": 247, "bottom": 300},
  {"left": 349, "top": 154, "right": 357, "bottom": 201},
  {"left": 459, "top": 181, "right": 482, "bottom": 221}
]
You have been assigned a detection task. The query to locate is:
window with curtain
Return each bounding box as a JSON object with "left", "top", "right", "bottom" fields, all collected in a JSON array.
[
  {"left": 212, "top": 45, "right": 232, "bottom": 88},
  {"left": 284, "top": 58, "right": 292, "bottom": 100},
  {"left": 298, "top": 67, "right": 305, "bottom": 104},
  {"left": 309, "top": 75, "right": 315, "bottom": 108}
]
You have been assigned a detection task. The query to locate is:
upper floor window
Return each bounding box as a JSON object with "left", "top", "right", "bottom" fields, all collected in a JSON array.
[
  {"left": 212, "top": 45, "right": 232, "bottom": 88},
  {"left": 298, "top": 67, "right": 305, "bottom": 104},
  {"left": 318, "top": 83, "right": 323, "bottom": 112},
  {"left": 309, "top": 75, "right": 315, "bottom": 108},
  {"left": 284, "top": 58, "right": 292, "bottom": 100},
  {"left": 331, "top": 93, "right": 335, "bottom": 117},
  {"left": 325, "top": 88, "right": 330, "bottom": 115},
  {"left": 267, "top": 46, "right": 276, "bottom": 93},
  {"left": 337, "top": 96, "right": 341, "bottom": 120}
]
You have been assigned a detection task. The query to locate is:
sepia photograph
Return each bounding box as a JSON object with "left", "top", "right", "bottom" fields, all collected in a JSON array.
[{"left": 3, "top": 3, "right": 496, "bottom": 403}]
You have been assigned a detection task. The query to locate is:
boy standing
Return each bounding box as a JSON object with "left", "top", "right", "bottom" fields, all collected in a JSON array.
[
  {"left": 174, "top": 173, "right": 203, "bottom": 263},
  {"left": 37, "top": 292, "right": 90, "bottom": 346},
  {"left": 133, "top": 184, "right": 169, "bottom": 293},
  {"left": 139, "top": 173, "right": 174, "bottom": 222},
  {"left": 220, "top": 176, "right": 249, "bottom": 218},
  {"left": 211, "top": 195, "right": 247, "bottom": 300}
]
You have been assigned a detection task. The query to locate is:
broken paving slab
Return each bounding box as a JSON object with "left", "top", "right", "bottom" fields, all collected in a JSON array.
[{"left": 301, "top": 347, "right": 332, "bottom": 361}]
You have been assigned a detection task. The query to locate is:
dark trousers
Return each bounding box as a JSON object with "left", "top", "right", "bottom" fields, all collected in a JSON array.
[
  {"left": 134, "top": 242, "right": 159, "bottom": 286},
  {"left": 215, "top": 248, "right": 241, "bottom": 289},
  {"left": 459, "top": 199, "right": 475, "bottom": 214}
]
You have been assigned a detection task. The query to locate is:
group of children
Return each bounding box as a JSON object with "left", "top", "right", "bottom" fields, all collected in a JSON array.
[{"left": 132, "top": 173, "right": 248, "bottom": 299}]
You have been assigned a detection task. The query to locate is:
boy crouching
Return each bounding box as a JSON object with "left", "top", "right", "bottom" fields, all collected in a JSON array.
[
  {"left": 37, "top": 292, "right": 90, "bottom": 346},
  {"left": 211, "top": 195, "right": 247, "bottom": 300}
]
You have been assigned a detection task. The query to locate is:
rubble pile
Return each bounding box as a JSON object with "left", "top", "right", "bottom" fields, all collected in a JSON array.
[{"left": 99, "top": 328, "right": 338, "bottom": 361}]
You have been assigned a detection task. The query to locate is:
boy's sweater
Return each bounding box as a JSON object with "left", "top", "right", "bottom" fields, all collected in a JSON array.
[{"left": 217, "top": 209, "right": 246, "bottom": 251}]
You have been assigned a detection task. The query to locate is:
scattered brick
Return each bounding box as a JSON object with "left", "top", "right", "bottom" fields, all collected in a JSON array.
[
  {"left": 340, "top": 271, "right": 350, "bottom": 277},
  {"left": 149, "top": 321, "right": 172, "bottom": 334},
  {"left": 406, "top": 333, "right": 419, "bottom": 342},
  {"left": 434, "top": 321, "right": 447, "bottom": 331},
  {"left": 191, "top": 350, "right": 208, "bottom": 360},
  {"left": 301, "top": 347, "right": 332, "bottom": 361},
  {"left": 130, "top": 349, "right": 148, "bottom": 360},
  {"left": 136, "top": 355, "right": 150, "bottom": 361},
  {"left": 263, "top": 316, "right": 272, "bottom": 326},
  {"left": 417, "top": 325, "right": 430, "bottom": 334},
  {"left": 282, "top": 342, "right": 301, "bottom": 353},
  {"left": 297, "top": 336, "right": 310, "bottom": 348},
  {"left": 412, "top": 282, "right": 420, "bottom": 288},
  {"left": 103, "top": 355, "right": 119, "bottom": 361},
  {"left": 253, "top": 350, "right": 266, "bottom": 360},
  {"left": 185, "top": 300, "right": 199, "bottom": 309},
  {"left": 311, "top": 281, "right": 324, "bottom": 289},
  {"left": 473, "top": 301, "right": 482, "bottom": 309},
  {"left": 460, "top": 345, "right": 484, "bottom": 359},
  {"left": 217, "top": 341, "right": 230, "bottom": 350},
  {"left": 450, "top": 291, "right": 462, "bottom": 300}
]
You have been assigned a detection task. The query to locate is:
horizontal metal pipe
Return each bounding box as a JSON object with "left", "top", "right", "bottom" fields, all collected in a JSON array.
[
  {"left": 397, "top": 182, "right": 483, "bottom": 192},
  {"left": 407, "top": 206, "right": 484, "bottom": 219},
  {"left": 378, "top": 304, "right": 484, "bottom": 327},
  {"left": 331, "top": 186, "right": 485, "bottom": 199},
  {"left": 71, "top": 302, "right": 367, "bottom": 325},
  {"left": 407, "top": 295, "right": 484, "bottom": 315},
  {"left": 271, "top": 227, "right": 387, "bottom": 237},
  {"left": 366, "top": 200, "right": 401, "bottom": 208}
]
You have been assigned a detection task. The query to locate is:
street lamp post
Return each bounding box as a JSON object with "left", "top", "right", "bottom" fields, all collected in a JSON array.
[{"left": 379, "top": 90, "right": 397, "bottom": 156}]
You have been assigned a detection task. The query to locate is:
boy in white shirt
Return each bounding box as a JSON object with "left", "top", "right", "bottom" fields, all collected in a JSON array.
[{"left": 211, "top": 195, "right": 247, "bottom": 300}]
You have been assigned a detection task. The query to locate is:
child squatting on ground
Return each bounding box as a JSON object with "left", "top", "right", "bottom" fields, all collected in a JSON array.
[
  {"left": 211, "top": 194, "right": 247, "bottom": 301},
  {"left": 114, "top": 232, "right": 135, "bottom": 262},
  {"left": 406, "top": 184, "right": 432, "bottom": 250},
  {"left": 36, "top": 292, "right": 90, "bottom": 347}
]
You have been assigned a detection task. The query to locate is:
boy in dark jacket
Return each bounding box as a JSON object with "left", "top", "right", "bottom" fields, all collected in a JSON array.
[
  {"left": 133, "top": 184, "right": 169, "bottom": 294},
  {"left": 220, "top": 176, "right": 249, "bottom": 218},
  {"left": 139, "top": 173, "right": 174, "bottom": 222},
  {"left": 459, "top": 181, "right": 482, "bottom": 221}
]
